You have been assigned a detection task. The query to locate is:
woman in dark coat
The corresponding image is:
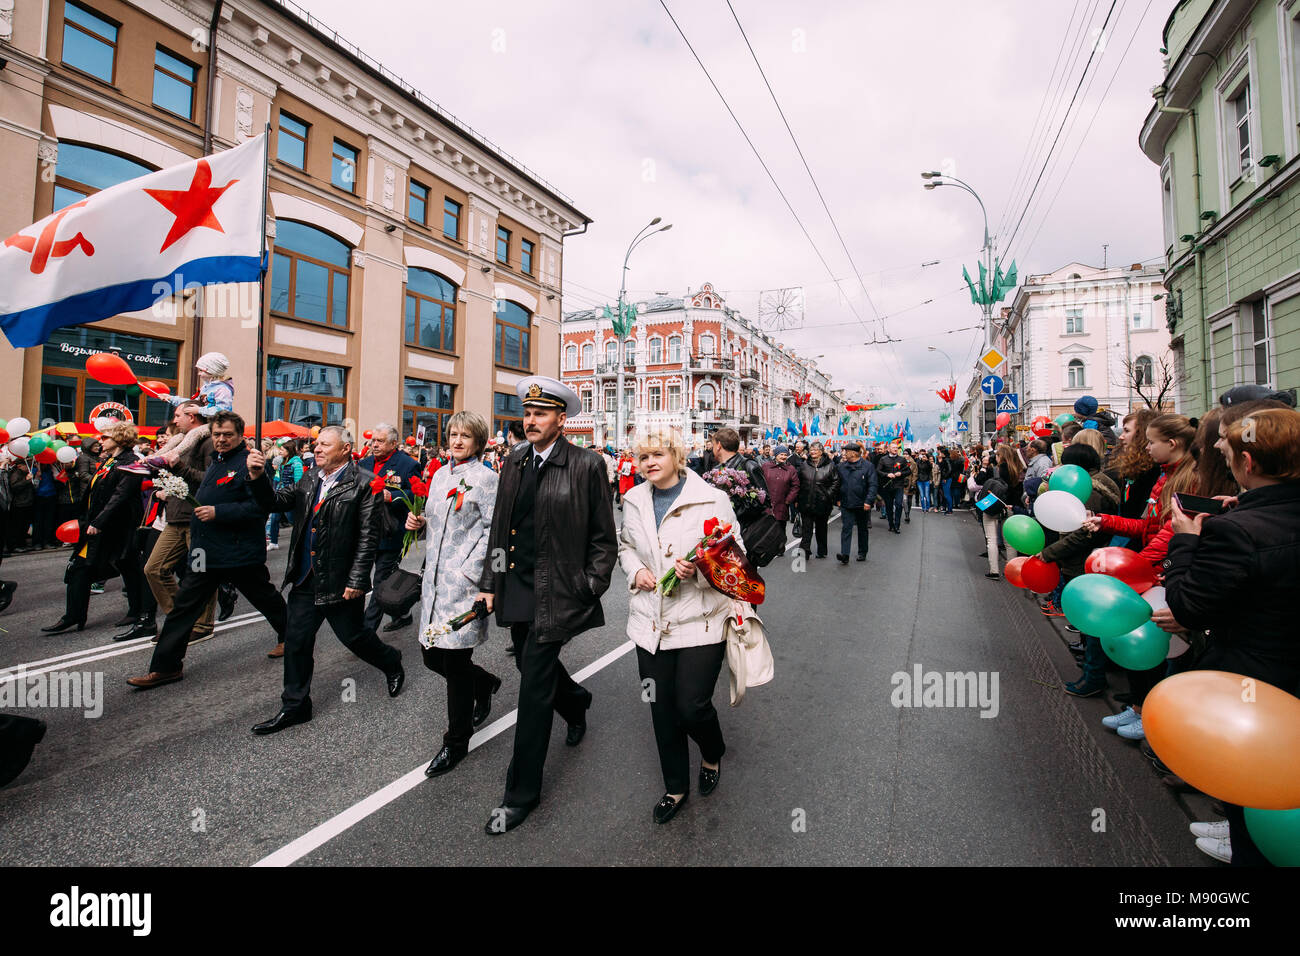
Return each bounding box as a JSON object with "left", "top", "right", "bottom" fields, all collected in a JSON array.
[
  {"left": 759, "top": 444, "right": 800, "bottom": 538},
  {"left": 42, "top": 422, "right": 144, "bottom": 633},
  {"left": 795, "top": 441, "right": 840, "bottom": 559}
]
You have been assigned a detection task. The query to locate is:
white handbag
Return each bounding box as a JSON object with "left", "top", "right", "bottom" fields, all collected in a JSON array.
[{"left": 725, "top": 601, "right": 774, "bottom": 707}]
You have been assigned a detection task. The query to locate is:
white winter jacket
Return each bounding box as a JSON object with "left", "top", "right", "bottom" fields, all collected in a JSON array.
[{"left": 618, "top": 469, "right": 743, "bottom": 653}]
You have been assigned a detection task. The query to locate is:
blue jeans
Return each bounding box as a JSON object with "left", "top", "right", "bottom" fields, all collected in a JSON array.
[
  {"left": 883, "top": 487, "right": 904, "bottom": 530},
  {"left": 266, "top": 511, "right": 292, "bottom": 544},
  {"left": 944, "top": 478, "right": 956, "bottom": 513},
  {"left": 1079, "top": 634, "right": 1108, "bottom": 688},
  {"left": 840, "top": 505, "right": 870, "bottom": 557},
  {"left": 918, "top": 480, "right": 931, "bottom": 511}
]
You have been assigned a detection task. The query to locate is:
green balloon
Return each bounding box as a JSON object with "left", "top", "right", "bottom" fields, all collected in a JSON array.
[
  {"left": 126, "top": 384, "right": 141, "bottom": 398},
  {"left": 28, "top": 435, "right": 47, "bottom": 454},
  {"left": 1054, "top": 413, "right": 1074, "bottom": 427},
  {"left": 0, "top": 419, "right": 7, "bottom": 430},
  {"left": 1003, "top": 514, "right": 1046, "bottom": 555},
  {"left": 1049, "top": 463, "right": 1093, "bottom": 502},
  {"left": 1244, "top": 808, "right": 1300, "bottom": 867},
  {"left": 1061, "top": 574, "right": 1152, "bottom": 639},
  {"left": 50, "top": 439, "right": 66, "bottom": 450},
  {"left": 1100, "top": 620, "right": 1169, "bottom": 670}
]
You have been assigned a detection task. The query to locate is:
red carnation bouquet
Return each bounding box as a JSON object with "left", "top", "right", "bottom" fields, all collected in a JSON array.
[{"left": 400, "top": 477, "right": 430, "bottom": 557}]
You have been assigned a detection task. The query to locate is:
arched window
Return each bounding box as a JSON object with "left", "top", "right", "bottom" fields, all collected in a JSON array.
[
  {"left": 699, "top": 334, "right": 715, "bottom": 356},
  {"left": 698, "top": 382, "right": 717, "bottom": 409},
  {"left": 624, "top": 339, "right": 636, "bottom": 365},
  {"left": 668, "top": 335, "right": 682, "bottom": 363},
  {"left": 605, "top": 339, "right": 618, "bottom": 365},
  {"left": 404, "top": 267, "right": 457, "bottom": 351},
  {"left": 271, "top": 220, "right": 351, "bottom": 328},
  {"left": 1134, "top": 355, "right": 1153, "bottom": 387},
  {"left": 495, "top": 300, "right": 531, "bottom": 371},
  {"left": 1068, "top": 358, "right": 1086, "bottom": 388},
  {"left": 565, "top": 344, "right": 578, "bottom": 370},
  {"left": 648, "top": 337, "right": 663, "bottom": 364},
  {"left": 581, "top": 343, "right": 594, "bottom": 368},
  {"left": 54, "top": 143, "right": 155, "bottom": 211}
]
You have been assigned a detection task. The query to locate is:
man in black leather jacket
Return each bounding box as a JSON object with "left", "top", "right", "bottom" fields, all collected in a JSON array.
[
  {"left": 708, "top": 427, "right": 768, "bottom": 525},
  {"left": 244, "top": 425, "right": 405, "bottom": 734}
]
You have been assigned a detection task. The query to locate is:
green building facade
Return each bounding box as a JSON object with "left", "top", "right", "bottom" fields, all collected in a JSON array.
[{"left": 1141, "top": 0, "right": 1300, "bottom": 411}]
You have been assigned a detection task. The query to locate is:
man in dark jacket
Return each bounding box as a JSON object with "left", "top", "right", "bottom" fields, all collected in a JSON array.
[
  {"left": 358, "top": 423, "right": 422, "bottom": 633},
  {"left": 477, "top": 376, "right": 616, "bottom": 834},
  {"left": 835, "top": 442, "right": 877, "bottom": 563},
  {"left": 708, "top": 427, "right": 767, "bottom": 525},
  {"left": 796, "top": 441, "right": 840, "bottom": 559},
  {"left": 127, "top": 410, "right": 287, "bottom": 690},
  {"left": 245, "top": 425, "right": 404, "bottom": 734},
  {"left": 876, "top": 442, "right": 909, "bottom": 534}
]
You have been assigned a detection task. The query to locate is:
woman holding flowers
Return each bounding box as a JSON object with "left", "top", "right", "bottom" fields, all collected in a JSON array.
[
  {"left": 618, "top": 427, "right": 742, "bottom": 825},
  {"left": 403, "top": 410, "right": 502, "bottom": 778}
]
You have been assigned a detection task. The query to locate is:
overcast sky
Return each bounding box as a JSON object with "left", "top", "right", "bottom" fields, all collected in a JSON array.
[{"left": 295, "top": 0, "right": 1168, "bottom": 437}]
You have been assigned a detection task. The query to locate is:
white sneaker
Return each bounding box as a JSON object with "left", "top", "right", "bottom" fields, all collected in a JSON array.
[
  {"left": 1190, "top": 820, "right": 1231, "bottom": 840},
  {"left": 1101, "top": 706, "right": 1140, "bottom": 730},
  {"left": 266, "top": 542, "right": 279, "bottom": 550},
  {"left": 1195, "top": 836, "right": 1232, "bottom": 863}
]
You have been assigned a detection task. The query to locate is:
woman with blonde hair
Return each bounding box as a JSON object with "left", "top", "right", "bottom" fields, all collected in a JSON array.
[
  {"left": 404, "top": 410, "right": 502, "bottom": 778},
  {"left": 618, "top": 427, "right": 741, "bottom": 824}
]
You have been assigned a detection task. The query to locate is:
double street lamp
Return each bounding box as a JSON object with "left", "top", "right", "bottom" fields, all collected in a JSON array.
[
  {"left": 613, "top": 217, "right": 672, "bottom": 447},
  {"left": 921, "top": 170, "right": 994, "bottom": 353},
  {"left": 928, "top": 345, "right": 954, "bottom": 439}
]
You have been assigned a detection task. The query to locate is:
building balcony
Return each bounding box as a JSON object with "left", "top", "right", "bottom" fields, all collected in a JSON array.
[
  {"left": 689, "top": 355, "right": 735, "bottom": 373},
  {"left": 741, "top": 368, "right": 760, "bottom": 381},
  {"left": 740, "top": 413, "right": 759, "bottom": 425}
]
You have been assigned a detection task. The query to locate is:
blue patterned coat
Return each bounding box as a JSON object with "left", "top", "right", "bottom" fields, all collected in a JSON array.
[{"left": 418, "top": 457, "right": 497, "bottom": 650}]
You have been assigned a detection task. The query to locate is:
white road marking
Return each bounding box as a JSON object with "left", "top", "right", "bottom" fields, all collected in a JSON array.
[{"left": 253, "top": 639, "right": 638, "bottom": 867}]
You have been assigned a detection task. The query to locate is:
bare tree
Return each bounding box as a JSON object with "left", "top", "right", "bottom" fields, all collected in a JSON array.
[{"left": 1118, "top": 351, "right": 1177, "bottom": 410}]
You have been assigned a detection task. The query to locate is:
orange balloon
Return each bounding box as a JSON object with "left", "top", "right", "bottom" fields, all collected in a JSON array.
[
  {"left": 1004, "top": 556, "right": 1029, "bottom": 588},
  {"left": 85, "top": 352, "right": 138, "bottom": 386},
  {"left": 1144, "top": 670, "right": 1300, "bottom": 809}
]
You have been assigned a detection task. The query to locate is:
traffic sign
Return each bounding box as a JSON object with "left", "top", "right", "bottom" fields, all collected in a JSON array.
[
  {"left": 980, "top": 374, "right": 1004, "bottom": 396},
  {"left": 996, "top": 392, "right": 1019, "bottom": 413},
  {"left": 979, "top": 347, "right": 1006, "bottom": 372},
  {"left": 956, "top": 420, "right": 969, "bottom": 432}
]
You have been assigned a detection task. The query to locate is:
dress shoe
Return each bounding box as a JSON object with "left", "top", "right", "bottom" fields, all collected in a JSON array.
[
  {"left": 699, "top": 761, "right": 721, "bottom": 796},
  {"left": 0, "top": 716, "right": 46, "bottom": 787},
  {"left": 473, "top": 674, "right": 503, "bottom": 728},
  {"left": 0, "top": 580, "right": 16, "bottom": 613},
  {"left": 424, "top": 744, "right": 467, "bottom": 777},
  {"left": 111, "top": 613, "right": 137, "bottom": 628},
  {"left": 1067, "top": 640, "right": 1086, "bottom": 654},
  {"left": 114, "top": 620, "right": 157, "bottom": 642},
  {"left": 217, "top": 587, "right": 236, "bottom": 621},
  {"left": 565, "top": 689, "right": 593, "bottom": 746},
  {"left": 383, "top": 614, "right": 413, "bottom": 632},
  {"left": 653, "top": 792, "right": 688, "bottom": 824},
  {"left": 188, "top": 631, "right": 214, "bottom": 646},
  {"left": 484, "top": 803, "right": 536, "bottom": 835},
  {"left": 386, "top": 666, "right": 405, "bottom": 698},
  {"left": 41, "top": 618, "right": 85, "bottom": 633},
  {"left": 126, "top": 669, "right": 183, "bottom": 689},
  {"left": 856, "top": 554, "right": 866, "bottom": 562},
  {"left": 267, "top": 642, "right": 285, "bottom": 658},
  {"left": 251, "top": 705, "right": 312, "bottom": 735},
  {"left": 836, "top": 554, "right": 848, "bottom": 565}
]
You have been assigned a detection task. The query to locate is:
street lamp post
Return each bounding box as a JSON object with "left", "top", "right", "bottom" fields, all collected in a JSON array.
[
  {"left": 922, "top": 171, "right": 994, "bottom": 353},
  {"left": 929, "top": 345, "right": 954, "bottom": 441},
  {"left": 612, "top": 217, "right": 672, "bottom": 447}
]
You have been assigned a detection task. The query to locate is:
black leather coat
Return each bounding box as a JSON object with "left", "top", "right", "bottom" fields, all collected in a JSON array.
[
  {"left": 478, "top": 437, "right": 617, "bottom": 643},
  {"left": 796, "top": 455, "right": 841, "bottom": 515},
  {"left": 254, "top": 461, "right": 380, "bottom": 605}
]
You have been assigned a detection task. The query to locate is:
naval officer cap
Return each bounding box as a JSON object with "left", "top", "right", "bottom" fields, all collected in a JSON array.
[{"left": 517, "top": 375, "right": 581, "bottom": 416}]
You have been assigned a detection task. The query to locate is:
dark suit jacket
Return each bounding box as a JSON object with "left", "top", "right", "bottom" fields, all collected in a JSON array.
[{"left": 359, "top": 449, "right": 420, "bottom": 551}]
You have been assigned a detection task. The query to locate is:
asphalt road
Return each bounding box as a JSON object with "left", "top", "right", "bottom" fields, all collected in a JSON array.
[{"left": 0, "top": 506, "right": 1214, "bottom": 866}]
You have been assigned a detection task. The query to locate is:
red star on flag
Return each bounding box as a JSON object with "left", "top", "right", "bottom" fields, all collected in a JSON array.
[{"left": 143, "top": 160, "right": 239, "bottom": 253}]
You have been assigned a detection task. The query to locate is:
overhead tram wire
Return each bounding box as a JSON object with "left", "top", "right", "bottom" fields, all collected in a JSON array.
[
  {"left": 998, "top": 0, "right": 1104, "bottom": 238},
  {"left": 657, "top": 0, "right": 909, "bottom": 398},
  {"left": 723, "top": 2, "right": 904, "bottom": 365},
  {"left": 1014, "top": 0, "right": 1155, "bottom": 268},
  {"left": 1001, "top": 0, "right": 1121, "bottom": 262}
]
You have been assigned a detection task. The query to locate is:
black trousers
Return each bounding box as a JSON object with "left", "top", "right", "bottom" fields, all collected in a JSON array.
[
  {"left": 799, "top": 511, "right": 829, "bottom": 557},
  {"left": 422, "top": 645, "right": 497, "bottom": 749},
  {"left": 31, "top": 497, "right": 56, "bottom": 547},
  {"left": 636, "top": 643, "right": 726, "bottom": 794},
  {"left": 839, "top": 505, "right": 871, "bottom": 557},
  {"left": 134, "top": 527, "right": 159, "bottom": 623},
  {"left": 6, "top": 505, "right": 31, "bottom": 550},
  {"left": 363, "top": 548, "right": 401, "bottom": 631},
  {"left": 282, "top": 584, "right": 401, "bottom": 710},
  {"left": 883, "top": 487, "right": 905, "bottom": 531},
  {"left": 64, "top": 548, "right": 145, "bottom": 625},
  {"left": 148, "top": 564, "right": 287, "bottom": 673},
  {"left": 502, "top": 622, "right": 589, "bottom": 808}
]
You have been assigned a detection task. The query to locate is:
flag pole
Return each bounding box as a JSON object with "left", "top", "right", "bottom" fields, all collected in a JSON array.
[{"left": 254, "top": 123, "right": 270, "bottom": 446}]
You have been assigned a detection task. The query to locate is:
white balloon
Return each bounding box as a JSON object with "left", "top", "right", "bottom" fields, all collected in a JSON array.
[
  {"left": 56, "top": 445, "right": 78, "bottom": 464},
  {"left": 1143, "top": 586, "right": 1168, "bottom": 612},
  {"left": 92, "top": 416, "right": 113, "bottom": 432},
  {"left": 7, "top": 416, "right": 31, "bottom": 437},
  {"left": 1167, "top": 634, "right": 1190, "bottom": 659},
  {"left": 8, "top": 437, "right": 30, "bottom": 458},
  {"left": 1034, "top": 489, "right": 1088, "bottom": 532}
]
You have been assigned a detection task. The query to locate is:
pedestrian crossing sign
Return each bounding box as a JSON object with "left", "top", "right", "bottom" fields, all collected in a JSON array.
[
  {"left": 979, "top": 348, "right": 1006, "bottom": 371},
  {"left": 956, "top": 420, "right": 969, "bottom": 431},
  {"left": 996, "top": 393, "right": 1019, "bottom": 412}
]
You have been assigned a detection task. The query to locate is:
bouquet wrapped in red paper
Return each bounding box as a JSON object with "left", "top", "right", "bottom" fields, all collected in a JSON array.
[{"left": 658, "top": 517, "right": 765, "bottom": 604}]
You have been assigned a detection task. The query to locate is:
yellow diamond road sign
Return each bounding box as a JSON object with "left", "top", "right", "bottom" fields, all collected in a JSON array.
[{"left": 979, "top": 348, "right": 1006, "bottom": 372}]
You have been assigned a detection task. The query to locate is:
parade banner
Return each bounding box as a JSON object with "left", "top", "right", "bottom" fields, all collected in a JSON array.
[{"left": 0, "top": 134, "right": 268, "bottom": 348}]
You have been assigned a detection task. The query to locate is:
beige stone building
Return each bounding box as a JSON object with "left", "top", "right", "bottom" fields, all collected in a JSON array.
[{"left": 0, "top": 0, "right": 588, "bottom": 443}]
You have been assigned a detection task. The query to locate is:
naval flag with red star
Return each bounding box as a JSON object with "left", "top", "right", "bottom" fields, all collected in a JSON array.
[{"left": 0, "top": 133, "right": 266, "bottom": 348}]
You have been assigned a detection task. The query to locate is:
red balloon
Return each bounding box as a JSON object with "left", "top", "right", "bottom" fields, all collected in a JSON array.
[
  {"left": 1021, "top": 556, "right": 1061, "bottom": 593},
  {"left": 141, "top": 380, "right": 170, "bottom": 396},
  {"left": 55, "top": 519, "right": 81, "bottom": 544},
  {"left": 85, "top": 352, "right": 138, "bottom": 386},
  {"left": 1084, "top": 546, "right": 1157, "bottom": 594},
  {"left": 1031, "top": 415, "right": 1053, "bottom": 438},
  {"left": 363, "top": 430, "right": 373, "bottom": 440},
  {"left": 1004, "top": 556, "right": 1029, "bottom": 588},
  {"left": 0, "top": 429, "right": 8, "bottom": 445},
  {"left": 405, "top": 436, "right": 416, "bottom": 445},
  {"left": 996, "top": 411, "right": 1011, "bottom": 430},
  {"left": 35, "top": 447, "right": 57, "bottom": 464}
]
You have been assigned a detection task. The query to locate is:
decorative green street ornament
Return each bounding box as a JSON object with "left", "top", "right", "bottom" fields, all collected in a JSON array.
[
  {"left": 603, "top": 302, "right": 638, "bottom": 338},
  {"left": 962, "top": 258, "right": 1017, "bottom": 306}
]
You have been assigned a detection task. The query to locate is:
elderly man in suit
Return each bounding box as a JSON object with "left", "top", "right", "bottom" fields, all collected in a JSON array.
[
  {"left": 477, "top": 376, "right": 617, "bottom": 834},
  {"left": 359, "top": 422, "right": 421, "bottom": 633}
]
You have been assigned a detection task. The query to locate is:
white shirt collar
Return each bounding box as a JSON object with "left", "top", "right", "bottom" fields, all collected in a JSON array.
[{"left": 530, "top": 439, "right": 558, "bottom": 464}]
